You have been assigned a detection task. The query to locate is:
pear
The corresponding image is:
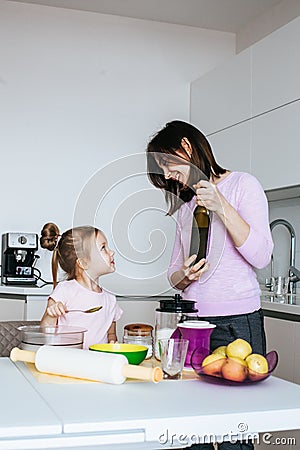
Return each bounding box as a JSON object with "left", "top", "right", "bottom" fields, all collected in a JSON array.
[
  {"left": 246, "top": 354, "right": 268, "bottom": 374},
  {"left": 221, "top": 356, "right": 248, "bottom": 382},
  {"left": 212, "top": 345, "right": 227, "bottom": 357},
  {"left": 226, "top": 338, "right": 252, "bottom": 360},
  {"left": 202, "top": 353, "right": 226, "bottom": 377}
]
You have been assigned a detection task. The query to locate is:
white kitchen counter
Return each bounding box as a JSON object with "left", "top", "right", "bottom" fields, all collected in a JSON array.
[
  {"left": 0, "top": 357, "right": 298, "bottom": 449},
  {"left": 261, "top": 291, "right": 300, "bottom": 320},
  {"left": 0, "top": 359, "right": 61, "bottom": 440},
  {"left": 0, "top": 284, "right": 52, "bottom": 297}
]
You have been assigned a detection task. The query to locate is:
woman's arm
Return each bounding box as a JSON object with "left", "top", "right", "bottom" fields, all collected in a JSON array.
[
  {"left": 195, "top": 180, "right": 250, "bottom": 247},
  {"left": 40, "top": 297, "right": 66, "bottom": 327},
  {"left": 107, "top": 321, "right": 117, "bottom": 343},
  {"left": 195, "top": 175, "right": 273, "bottom": 269}
]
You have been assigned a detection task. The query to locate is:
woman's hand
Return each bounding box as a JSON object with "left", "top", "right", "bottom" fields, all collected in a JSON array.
[
  {"left": 194, "top": 180, "right": 224, "bottom": 214},
  {"left": 182, "top": 254, "right": 209, "bottom": 281},
  {"left": 46, "top": 301, "right": 67, "bottom": 318},
  {"left": 170, "top": 254, "right": 209, "bottom": 290}
]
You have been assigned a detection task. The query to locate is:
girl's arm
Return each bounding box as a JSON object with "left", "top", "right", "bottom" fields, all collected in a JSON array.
[
  {"left": 107, "top": 321, "right": 117, "bottom": 343},
  {"left": 40, "top": 297, "right": 66, "bottom": 327}
]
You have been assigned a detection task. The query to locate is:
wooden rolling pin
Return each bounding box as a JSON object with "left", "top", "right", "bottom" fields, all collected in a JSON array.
[{"left": 10, "top": 346, "right": 163, "bottom": 385}]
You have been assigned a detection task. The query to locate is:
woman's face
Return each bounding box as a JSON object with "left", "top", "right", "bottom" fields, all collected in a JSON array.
[{"left": 155, "top": 149, "right": 191, "bottom": 187}]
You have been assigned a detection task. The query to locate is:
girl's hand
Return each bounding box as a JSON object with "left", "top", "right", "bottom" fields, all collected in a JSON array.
[
  {"left": 46, "top": 301, "right": 66, "bottom": 318},
  {"left": 183, "top": 254, "right": 209, "bottom": 282},
  {"left": 194, "top": 180, "right": 224, "bottom": 214}
]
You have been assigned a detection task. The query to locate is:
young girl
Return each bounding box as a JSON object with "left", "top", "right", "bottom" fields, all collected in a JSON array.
[{"left": 40, "top": 223, "right": 122, "bottom": 349}]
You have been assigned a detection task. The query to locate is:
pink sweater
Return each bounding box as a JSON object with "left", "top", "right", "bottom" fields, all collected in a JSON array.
[
  {"left": 168, "top": 172, "right": 273, "bottom": 316},
  {"left": 51, "top": 280, "right": 123, "bottom": 349}
]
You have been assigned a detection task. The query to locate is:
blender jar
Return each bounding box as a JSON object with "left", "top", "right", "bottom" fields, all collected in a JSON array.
[{"left": 155, "top": 294, "right": 198, "bottom": 359}]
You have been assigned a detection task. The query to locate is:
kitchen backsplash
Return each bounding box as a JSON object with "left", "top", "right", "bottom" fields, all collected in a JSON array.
[{"left": 256, "top": 195, "right": 300, "bottom": 293}]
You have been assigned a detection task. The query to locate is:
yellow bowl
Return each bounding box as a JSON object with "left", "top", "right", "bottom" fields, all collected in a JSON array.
[{"left": 89, "top": 343, "right": 148, "bottom": 365}]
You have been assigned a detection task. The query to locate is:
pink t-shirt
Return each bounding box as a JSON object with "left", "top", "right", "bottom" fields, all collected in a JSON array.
[
  {"left": 50, "top": 279, "right": 123, "bottom": 349},
  {"left": 168, "top": 172, "right": 274, "bottom": 317}
]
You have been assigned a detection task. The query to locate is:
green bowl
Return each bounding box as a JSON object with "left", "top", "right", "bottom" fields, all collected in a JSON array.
[{"left": 89, "top": 343, "right": 148, "bottom": 365}]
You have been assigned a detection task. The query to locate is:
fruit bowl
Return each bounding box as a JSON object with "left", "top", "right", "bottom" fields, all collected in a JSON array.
[
  {"left": 191, "top": 347, "right": 278, "bottom": 385},
  {"left": 89, "top": 343, "right": 148, "bottom": 365}
]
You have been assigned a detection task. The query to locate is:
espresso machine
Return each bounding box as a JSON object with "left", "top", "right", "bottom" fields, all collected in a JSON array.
[{"left": 1, "top": 233, "right": 38, "bottom": 286}]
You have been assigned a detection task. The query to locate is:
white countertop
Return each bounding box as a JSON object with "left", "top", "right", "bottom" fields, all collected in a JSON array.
[
  {"left": 261, "top": 289, "right": 300, "bottom": 316},
  {"left": 0, "top": 284, "right": 52, "bottom": 296},
  {"left": 0, "top": 357, "right": 298, "bottom": 449},
  {"left": 0, "top": 359, "right": 61, "bottom": 439}
]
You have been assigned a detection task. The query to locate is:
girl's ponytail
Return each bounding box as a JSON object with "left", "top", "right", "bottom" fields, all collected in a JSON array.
[{"left": 40, "top": 222, "right": 61, "bottom": 287}]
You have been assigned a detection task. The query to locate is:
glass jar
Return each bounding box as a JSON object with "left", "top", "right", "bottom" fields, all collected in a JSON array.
[
  {"left": 123, "top": 323, "right": 153, "bottom": 359},
  {"left": 155, "top": 294, "right": 198, "bottom": 359}
]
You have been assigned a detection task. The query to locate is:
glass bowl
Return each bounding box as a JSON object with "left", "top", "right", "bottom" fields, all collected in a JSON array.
[
  {"left": 191, "top": 347, "right": 278, "bottom": 385},
  {"left": 89, "top": 343, "right": 148, "bottom": 365},
  {"left": 18, "top": 325, "right": 87, "bottom": 351}
]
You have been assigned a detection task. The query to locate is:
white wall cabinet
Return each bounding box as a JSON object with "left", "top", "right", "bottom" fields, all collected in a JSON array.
[
  {"left": 252, "top": 16, "right": 300, "bottom": 116},
  {"left": 190, "top": 48, "right": 251, "bottom": 135},
  {"left": 251, "top": 100, "right": 300, "bottom": 189},
  {"left": 190, "top": 17, "right": 300, "bottom": 191},
  {"left": 209, "top": 120, "right": 252, "bottom": 173}
]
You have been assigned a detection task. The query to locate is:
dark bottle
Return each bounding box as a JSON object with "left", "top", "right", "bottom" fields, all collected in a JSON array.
[{"left": 189, "top": 206, "right": 210, "bottom": 264}]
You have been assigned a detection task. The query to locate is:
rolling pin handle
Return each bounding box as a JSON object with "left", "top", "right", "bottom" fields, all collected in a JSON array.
[
  {"left": 10, "top": 347, "right": 36, "bottom": 364},
  {"left": 122, "top": 364, "right": 163, "bottom": 383}
]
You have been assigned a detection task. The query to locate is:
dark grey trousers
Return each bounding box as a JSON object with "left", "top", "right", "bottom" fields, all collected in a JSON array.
[{"left": 188, "top": 308, "right": 266, "bottom": 450}]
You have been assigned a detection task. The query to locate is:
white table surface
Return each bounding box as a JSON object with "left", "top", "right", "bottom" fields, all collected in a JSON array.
[
  {"left": 0, "top": 359, "right": 61, "bottom": 439},
  {"left": 1, "top": 359, "right": 297, "bottom": 449}
]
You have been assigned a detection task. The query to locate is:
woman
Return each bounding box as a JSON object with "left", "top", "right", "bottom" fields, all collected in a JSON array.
[{"left": 147, "top": 120, "right": 273, "bottom": 450}]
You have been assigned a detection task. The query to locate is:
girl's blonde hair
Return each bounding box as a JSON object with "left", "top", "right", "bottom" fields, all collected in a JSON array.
[{"left": 40, "top": 222, "right": 100, "bottom": 287}]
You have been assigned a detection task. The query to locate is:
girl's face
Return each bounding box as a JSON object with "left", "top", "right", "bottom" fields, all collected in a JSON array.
[
  {"left": 155, "top": 149, "right": 191, "bottom": 187},
  {"left": 87, "top": 231, "right": 115, "bottom": 278}
]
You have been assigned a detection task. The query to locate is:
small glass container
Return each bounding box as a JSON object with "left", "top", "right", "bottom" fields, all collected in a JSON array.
[{"left": 123, "top": 323, "right": 153, "bottom": 359}]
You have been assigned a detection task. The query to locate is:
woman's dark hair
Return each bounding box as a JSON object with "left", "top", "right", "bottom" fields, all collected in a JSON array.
[
  {"left": 40, "top": 222, "right": 100, "bottom": 287},
  {"left": 146, "top": 120, "right": 226, "bottom": 215}
]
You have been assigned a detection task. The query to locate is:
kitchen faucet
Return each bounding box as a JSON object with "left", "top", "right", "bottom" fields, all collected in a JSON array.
[{"left": 267, "top": 219, "right": 298, "bottom": 295}]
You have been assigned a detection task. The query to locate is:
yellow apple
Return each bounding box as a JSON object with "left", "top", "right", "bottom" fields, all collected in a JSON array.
[
  {"left": 202, "top": 354, "right": 227, "bottom": 377},
  {"left": 212, "top": 346, "right": 227, "bottom": 357},
  {"left": 246, "top": 353, "right": 268, "bottom": 379},
  {"left": 226, "top": 338, "right": 252, "bottom": 360},
  {"left": 221, "top": 356, "right": 248, "bottom": 382}
]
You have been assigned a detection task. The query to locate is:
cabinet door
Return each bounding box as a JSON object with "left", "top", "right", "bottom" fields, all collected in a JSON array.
[
  {"left": 252, "top": 16, "right": 300, "bottom": 116},
  {"left": 25, "top": 296, "right": 48, "bottom": 321},
  {"left": 264, "top": 316, "right": 294, "bottom": 382},
  {"left": 293, "top": 322, "right": 300, "bottom": 384},
  {"left": 208, "top": 120, "right": 252, "bottom": 173},
  {"left": 251, "top": 101, "right": 300, "bottom": 189},
  {"left": 190, "top": 48, "right": 251, "bottom": 135},
  {"left": 0, "top": 298, "right": 25, "bottom": 320}
]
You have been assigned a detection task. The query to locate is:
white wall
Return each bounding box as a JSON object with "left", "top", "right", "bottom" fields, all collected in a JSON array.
[{"left": 0, "top": 1, "right": 235, "bottom": 296}]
